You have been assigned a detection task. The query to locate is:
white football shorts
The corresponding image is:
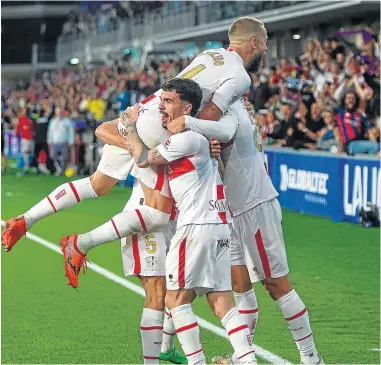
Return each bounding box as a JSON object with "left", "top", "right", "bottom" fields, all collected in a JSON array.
[
  {"left": 121, "top": 180, "right": 170, "bottom": 277},
  {"left": 97, "top": 144, "right": 134, "bottom": 181},
  {"left": 166, "top": 223, "right": 232, "bottom": 297},
  {"left": 231, "top": 198, "right": 289, "bottom": 283},
  {"left": 97, "top": 144, "right": 170, "bottom": 197}
]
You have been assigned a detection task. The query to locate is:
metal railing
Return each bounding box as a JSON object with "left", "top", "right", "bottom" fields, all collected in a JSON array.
[{"left": 57, "top": 1, "right": 302, "bottom": 46}]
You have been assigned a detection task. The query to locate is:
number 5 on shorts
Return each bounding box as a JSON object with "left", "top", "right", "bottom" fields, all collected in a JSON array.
[{"left": 145, "top": 234, "right": 156, "bottom": 254}]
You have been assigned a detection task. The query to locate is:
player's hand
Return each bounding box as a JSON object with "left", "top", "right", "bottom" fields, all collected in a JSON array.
[
  {"left": 209, "top": 137, "right": 221, "bottom": 158},
  {"left": 120, "top": 103, "right": 139, "bottom": 126},
  {"left": 130, "top": 103, "right": 139, "bottom": 122},
  {"left": 245, "top": 100, "right": 254, "bottom": 116},
  {"left": 167, "top": 115, "right": 185, "bottom": 135}
]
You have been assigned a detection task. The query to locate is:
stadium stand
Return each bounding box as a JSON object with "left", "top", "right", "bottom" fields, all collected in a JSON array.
[{"left": 1, "top": 1, "right": 380, "bottom": 220}]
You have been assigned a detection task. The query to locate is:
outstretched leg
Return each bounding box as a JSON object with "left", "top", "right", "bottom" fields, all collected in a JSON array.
[{"left": 1, "top": 171, "right": 117, "bottom": 252}]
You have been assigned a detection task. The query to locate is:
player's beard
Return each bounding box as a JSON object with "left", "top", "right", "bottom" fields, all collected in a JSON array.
[{"left": 246, "top": 54, "right": 264, "bottom": 74}]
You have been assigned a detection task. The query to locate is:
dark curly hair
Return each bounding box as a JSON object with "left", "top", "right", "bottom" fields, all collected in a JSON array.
[{"left": 162, "top": 78, "right": 202, "bottom": 116}]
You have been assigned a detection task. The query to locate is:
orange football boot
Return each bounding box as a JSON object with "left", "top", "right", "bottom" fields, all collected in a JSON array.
[
  {"left": 1, "top": 216, "right": 27, "bottom": 252},
  {"left": 60, "top": 234, "right": 88, "bottom": 288}
]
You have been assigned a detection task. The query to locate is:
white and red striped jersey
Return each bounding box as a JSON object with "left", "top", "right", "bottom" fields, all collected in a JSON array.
[
  {"left": 221, "top": 100, "right": 278, "bottom": 216},
  {"left": 157, "top": 131, "right": 231, "bottom": 229}
]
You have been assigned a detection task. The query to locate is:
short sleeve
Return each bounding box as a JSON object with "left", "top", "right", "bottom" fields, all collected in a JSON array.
[
  {"left": 156, "top": 131, "right": 201, "bottom": 162},
  {"left": 211, "top": 71, "right": 250, "bottom": 113}
]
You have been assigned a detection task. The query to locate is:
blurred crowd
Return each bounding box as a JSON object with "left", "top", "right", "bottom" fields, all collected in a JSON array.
[
  {"left": 1, "top": 25, "right": 380, "bottom": 177},
  {"left": 1, "top": 56, "right": 192, "bottom": 175},
  {"left": 249, "top": 27, "right": 380, "bottom": 157}
]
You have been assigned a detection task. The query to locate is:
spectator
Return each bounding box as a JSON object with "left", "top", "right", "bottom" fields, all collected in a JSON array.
[
  {"left": 267, "top": 101, "right": 296, "bottom": 146},
  {"left": 317, "top": 109, "right": 341, "bottom": 152},
  {"left": 291, "top": 102, "right": 325, "bottom": 150},
  {"left": 29, "top": 100, "right": 56, "bottom": 174},
  {"left": 74, "top": 133, "right": 86, "bottom": 175},
  {"left": 15, "top": 108, "right": 33, "bottom": 173},
  {"left": 336, "top": 91, "right": 379, "bottom": 155},
  {"left": 249, "top": 73, "right": 271, "bottom": 111},
  {"left": 1, "top": 109, "right": 13, "bottom": 173},
  {"left": 115, "top": 81, "right": 130, "bottom": 113},
  {"left": 84, "top": 91, "right": 106, "bottom": 121},
  {"left": 47, "top": 107, "right": 75, "bottom": 175}
]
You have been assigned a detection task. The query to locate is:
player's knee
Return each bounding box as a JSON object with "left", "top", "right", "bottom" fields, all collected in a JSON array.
[
  {"left": 165, "top": 290, "right": 194, "bottom": 310},
  {"left": 231, "top": 266, "right": 252, "bottom": 293},
  {"left": 207, "top": 292, "right": 234, "bottom": 320},
  {"left": 90, "top": 173, "right": 116, "bottom": 196},
  {"left": 95, "top": 124, "right": 107, "bottom": 140},
  {"left": 262, "top": 281, "right": 278, "bottom": 300},
  {"left": 142, "top": 277, "right": 166, "bottom": 311},
  {"left": 262, "top": 276, "right": 293, "bottom": 301},
  {"left": 209, "top": 301, "right": 230, "bottom": 320},
  {"left": 164, "top": 291, "right": 179, "bottom": 310}
]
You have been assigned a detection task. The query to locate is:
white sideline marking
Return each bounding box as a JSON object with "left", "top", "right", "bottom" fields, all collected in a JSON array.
[
  {"left": 370, "top": 348, "right": 381, "bottom": 351},
  {"left": 1, "top": 221, "right": 291, "bottom": 365}
]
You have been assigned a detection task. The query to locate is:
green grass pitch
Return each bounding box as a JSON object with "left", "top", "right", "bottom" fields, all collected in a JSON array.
[{"left": 1, "top": 170, "right": 380, "bottom": 364}]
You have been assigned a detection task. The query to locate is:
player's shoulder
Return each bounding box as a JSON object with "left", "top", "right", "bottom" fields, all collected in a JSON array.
[
  {"left": 178, "top": 130, "right": 204, "bottom": 141},
  {"left": 168, "top": 130, "right": 199, "bottom": 143}
]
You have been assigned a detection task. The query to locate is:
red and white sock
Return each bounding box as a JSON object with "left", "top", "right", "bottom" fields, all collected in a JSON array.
[
  {"left": 276, "top": 289, "right": 317, "bottom": 358},
  {"left": 161, "top": 307, "right": 175, "bottom": 354},
  {"left": 231, "top": 290, "right": 259, "bottom": 364},
  {"left": 22, "top": 177, "right": 97, "bottom": 230},
  {"left": 234, "top": 289, "right": 259, "bottom": 340},
  {"left": 76, "top": 206, "right": 170, "bottom": 254},
  {"left": 140, "top": 308, "right": 164, "bottom": 364},
  {"left": 221, "top": 307, "right": 257, "bottom": 364},
  {"left": 171, "top": 304, "right": 206, "bottom": 365}
]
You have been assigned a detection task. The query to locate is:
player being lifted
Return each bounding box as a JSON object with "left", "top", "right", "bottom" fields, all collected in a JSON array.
[{"left": 2, "top": 15, "right": 267, "bottom": 365}]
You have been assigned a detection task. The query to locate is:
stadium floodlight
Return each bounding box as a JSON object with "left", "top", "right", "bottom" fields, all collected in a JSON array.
[
  {"left": 69, "top": 57, "right": 80, "bottom": 65},
  {"left": 293, "top": 34, "right": 301, "bottom": 40}
]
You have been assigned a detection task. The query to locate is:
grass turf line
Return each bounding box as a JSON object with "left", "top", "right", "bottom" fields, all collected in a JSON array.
[{"left": 1, "top": 171, "right": 380, "bottom": 364}]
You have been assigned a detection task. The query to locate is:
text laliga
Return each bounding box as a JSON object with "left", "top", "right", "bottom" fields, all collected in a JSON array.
[{"left": 343, "top": 164, "right": 380, "bottom": 216}]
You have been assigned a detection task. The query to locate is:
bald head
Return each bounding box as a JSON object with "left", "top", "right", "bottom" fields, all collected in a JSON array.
[
  {"left": 228, "top": 16, "right": 267, "bottom": 73},
  {"left": 228, "top": 16, "right": 266, "bottom": 43}
]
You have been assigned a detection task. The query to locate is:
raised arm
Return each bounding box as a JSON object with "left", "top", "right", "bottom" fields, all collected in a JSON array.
[
  {"left": 95, "top": 119, "right": 130, "bottom": 150},
  {"left": 169, "top": 102, "right": 241, "bottom": 143}
]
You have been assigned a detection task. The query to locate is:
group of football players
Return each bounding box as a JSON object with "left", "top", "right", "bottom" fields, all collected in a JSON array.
[{"left": 2, "top": 16, "right": 324, "bottom": 365}]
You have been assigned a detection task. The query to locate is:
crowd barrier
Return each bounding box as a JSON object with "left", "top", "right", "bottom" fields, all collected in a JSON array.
[
  {"left": 4, "top": 120, "right": 100, "bottom": 158},
  {"left": 5, "top": 131, "right": 380, "bottom": 224},
  {"left": 264, "top": 147, "right": 380, "bottom": 224}
]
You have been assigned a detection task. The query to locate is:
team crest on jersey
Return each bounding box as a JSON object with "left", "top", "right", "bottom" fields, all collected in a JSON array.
[{"left": 146, "top": 256, "right": 158, "bottom": 268}]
